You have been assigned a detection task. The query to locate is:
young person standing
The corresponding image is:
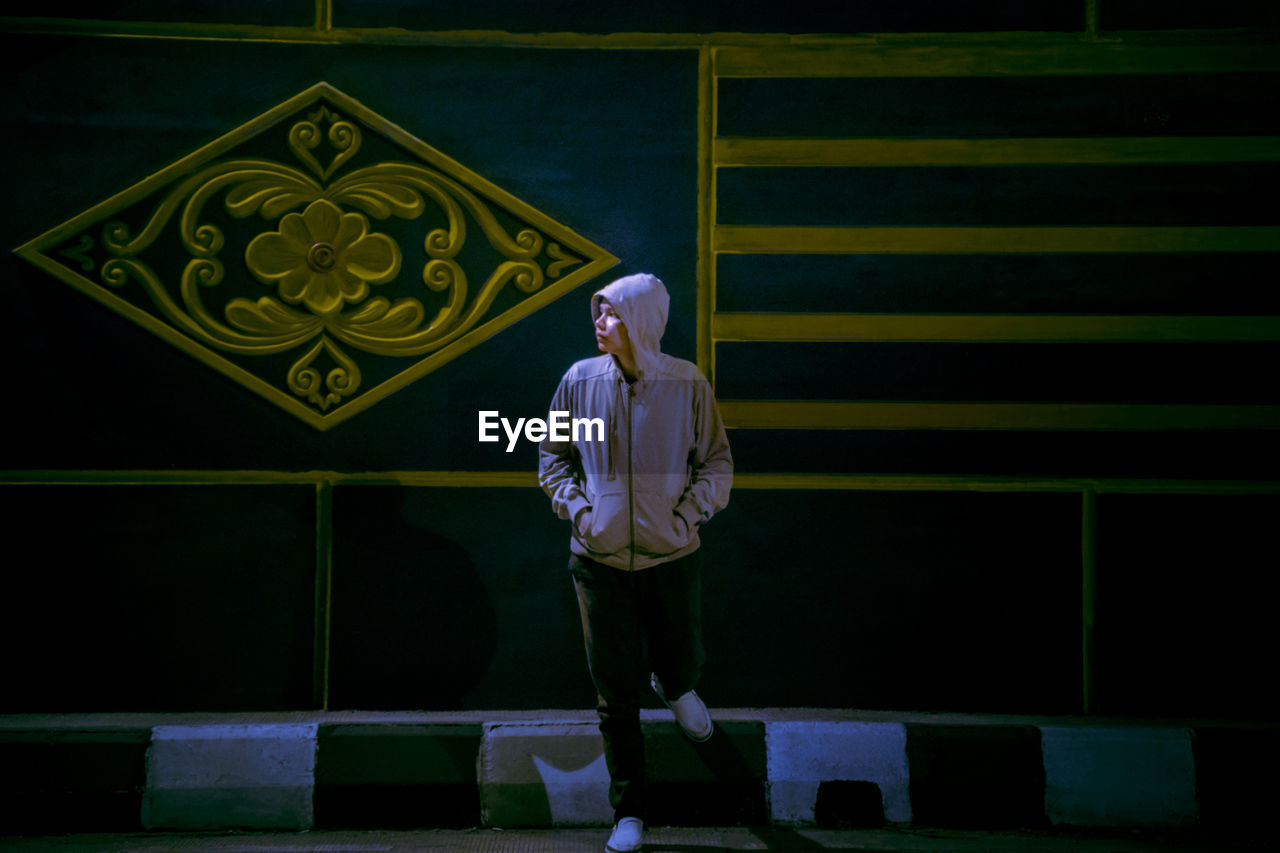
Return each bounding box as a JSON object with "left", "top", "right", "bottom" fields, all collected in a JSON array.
[{"left": 538, "top": 273, "right": 733, "bottom": 853}]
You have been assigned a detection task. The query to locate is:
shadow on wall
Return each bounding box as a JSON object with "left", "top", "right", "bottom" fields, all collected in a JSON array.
[{"left": 328, "top": 486, "right": 498, "bottom": 710}]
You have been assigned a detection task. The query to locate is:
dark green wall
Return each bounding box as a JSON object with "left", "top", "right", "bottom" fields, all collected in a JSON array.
[{"left": 3, "top": 3, "right": 1278, "bottom": 720}]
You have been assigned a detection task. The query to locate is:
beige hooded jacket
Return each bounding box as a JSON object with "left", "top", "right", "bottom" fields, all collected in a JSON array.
[{"left": 538, "top": 273, "right": 733, "bottom": 571}]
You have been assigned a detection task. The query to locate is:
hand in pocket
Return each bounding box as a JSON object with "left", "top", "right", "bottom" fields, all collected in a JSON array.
[
  {"left": 583, "top": 492, "right": 628, "bottom": 554},
  {"left": 574, "top": 507, "right": 593, "bottom": 539}
]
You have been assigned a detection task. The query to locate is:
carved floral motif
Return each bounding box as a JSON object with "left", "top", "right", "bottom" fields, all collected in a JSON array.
[{"left": 245, "top": 199, "right": 402, "bottom": 317}]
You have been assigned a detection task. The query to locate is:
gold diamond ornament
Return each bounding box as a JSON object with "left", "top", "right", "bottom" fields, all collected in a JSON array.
[{"left": 16, "top": 82, "right": 618, "bottom": 429}]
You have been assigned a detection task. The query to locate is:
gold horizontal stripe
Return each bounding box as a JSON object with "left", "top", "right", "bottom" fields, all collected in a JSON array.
[
  {"left": 731, "top": 474, "right": 1280, "bottom": 494},
  {"left": 4, "top": 20, "right": 1277, "bottom": 63},
  {"left": 2, "top": 470, "right": 1277, "bottom": 495},
  {"left": 0, "top": 18, "right": 984, "bottom": 49},
  {"left": 713, "top": 313, "right": 1280, "bottom": 342},
  {"left": 717, "top": 401, "right": 1280, "bottom": 430},
  {"left": 0, "top": 470, "right": 538, "bottom": 487},
  {"left": 0, "top": 17, "right": 723, "bottom": 46},
  {"left": 4, "top": 20, "right": 1279, "bottom": 62},
  {"left": 715, "top": 137, "right": 1280, "bottom": 167},
  {"left": 714, "top": 225, "right": 1280, "bottom": 254},
  {"left": 714, "top": 41, "right": 1280, "bottom": 77},
  {"left": 335, "top": 471, "right": 539, "bottom": 487},
  {"left": 1, "top": 17, "right": 334, "bottom": 43}
]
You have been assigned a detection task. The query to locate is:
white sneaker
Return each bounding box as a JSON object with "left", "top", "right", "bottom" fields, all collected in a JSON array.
[
  {"left": 651, "top": 673, "right": 714, "bottom": 742},
  {"left": 606, "top": 816, "right": 643, "bottom": 852}
]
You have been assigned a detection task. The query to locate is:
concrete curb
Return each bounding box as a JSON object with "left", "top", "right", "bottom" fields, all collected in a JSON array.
[
  {"left": 1, "top": 712, "right": 1274, "bottom": 834},
  {"left": 142, "top": 724, "right": 317, "bottom": 831},
  {"left": 479, "top": 722, "right": 611, "bottom": 827},
  {"left": 315, "top": 722, "right": 482, "bottom": 828},
  {"left": 767, "top": 721, "right": 911, "bottom": 825},
  {"left": 1041, "top": 725, "right": 1197, "bottom": 828}
]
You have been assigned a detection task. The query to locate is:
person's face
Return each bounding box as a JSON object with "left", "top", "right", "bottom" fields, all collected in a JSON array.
[{"left": 594, "top": 299, "right": 632, "bottom": 359}]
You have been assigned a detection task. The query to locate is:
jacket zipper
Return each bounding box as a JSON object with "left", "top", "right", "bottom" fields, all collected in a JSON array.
[{"left": 626, "top": 381, "right": 635, "bottom": 571}]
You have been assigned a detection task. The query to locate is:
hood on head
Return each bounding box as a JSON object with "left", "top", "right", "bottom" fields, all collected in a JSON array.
[{"left": 591, "top": 273, "right": 669, "bottom": 378}]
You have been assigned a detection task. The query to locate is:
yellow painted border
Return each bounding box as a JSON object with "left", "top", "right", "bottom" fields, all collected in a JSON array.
[
  {"left": 0, "top": 19, "right": 856, "bottom": 48},
  {"left": 717, "top": 401, "right": 1280, "bottom": 430},
  {"left": 696, "top": 43, "right": 715, "bottom": 379},
  {"left": 1, "top": 20, "right": 1276, "bottom": 65},
  {"left": 714, "top": 225, "right": 1280, "bottom": 254},
  {"left": 0, "top": 470, "right": 537, "bottom": 487},
  {"left": 713, "top": 313, "right": 1280, "bottom": 342},
  {"left": 715, "top": 137, "right": 1280, "bottom": 167},
  {"left": 705, "top": 44, "right": 721, "bottom": 388},
  {"left": 3, "top": 469, "right": 1279, "bottom": 494},
  {"left": 714, "top": 40, "right": 1280, "bottom": 77}
]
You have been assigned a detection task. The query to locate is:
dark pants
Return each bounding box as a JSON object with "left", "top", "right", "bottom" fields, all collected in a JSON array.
[{"left": 569, "top": 550, "right": 705, "bottom": 822}]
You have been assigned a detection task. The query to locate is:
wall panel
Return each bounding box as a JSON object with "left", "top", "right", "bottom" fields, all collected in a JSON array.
[
  {"left": 1094, "top": 494, "right": 1279, "bottom": 718},
  {"left": 1102, "top": 0, "right": 1280, "bottom": 31},
  {"left": 328, "top": 485, "right": 585, "bottom": 711},
  {"left": 326, "top": 485, "right": 1082, "bottom": 713},
  {"left": 725, "top": 429, "right": 1280, "bottom": 479},
  {"left": 717, "top": 164, "right": 1280, "bottom": 226},
  {"left": 702, "top": 489, "right": 1082, "bottom": 713},
  {"left": 716, "top": 253, "right": 1280, "bottom": 315},
  {"left": 716, "top": 342, "right": 1280, "bottom": 403},
  {"left": 0, "top": 485, "right": 316, "bottom": 713},
  {"left": 718, "top": 74, "right": 1280, "bottom": 138}
]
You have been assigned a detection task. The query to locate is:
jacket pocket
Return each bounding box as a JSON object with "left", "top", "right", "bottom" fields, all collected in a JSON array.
[
  {"left": 583, "top": 488, "right": 629, "bottom": 555},
  {"left": 633, "top": 491, "right": 692, "bottom": 556}
]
